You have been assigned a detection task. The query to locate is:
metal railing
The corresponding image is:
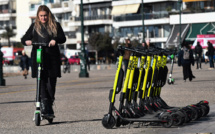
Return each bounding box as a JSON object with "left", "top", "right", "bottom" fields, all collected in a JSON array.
[
  {"left": 75, "top": 15, "right": 112, "bottom": 21},
  {"left": 113, "top": 12, "right": 169, "bottom": 22}
]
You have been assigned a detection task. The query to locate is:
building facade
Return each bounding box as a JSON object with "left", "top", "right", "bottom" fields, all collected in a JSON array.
[{"left": 1, "top": 0, "right": 215, "bottom": 49}]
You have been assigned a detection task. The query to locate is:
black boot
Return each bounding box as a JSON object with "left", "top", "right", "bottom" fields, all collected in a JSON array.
[
  {"left": 41, "top": 99, "right": 49, "bottom": 116},
  {"left": 47, "top": 99, "right": 55, "bottom": 117}
]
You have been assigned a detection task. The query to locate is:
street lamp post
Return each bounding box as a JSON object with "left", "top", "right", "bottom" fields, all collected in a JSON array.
[
  {"left": 179, "top": 0, "right": 182, "bottom": 50},
  {"left": 0, "top": 39, "right": 5, "bottom": 86},
  {"left": 141, "top": 0, "right": 145, "bottom": 43},
  {"left": 79, "top": 0, "right": 89, "bottom": 77}
]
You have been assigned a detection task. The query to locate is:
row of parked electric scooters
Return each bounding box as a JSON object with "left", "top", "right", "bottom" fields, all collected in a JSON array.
[{"left": 102, "top": 45, "right": 210, "bottom": 129}]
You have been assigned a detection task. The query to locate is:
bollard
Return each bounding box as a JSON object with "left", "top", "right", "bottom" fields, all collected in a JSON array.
[{"left": 0, "top": 45, "right": 5, "bottom": 86}]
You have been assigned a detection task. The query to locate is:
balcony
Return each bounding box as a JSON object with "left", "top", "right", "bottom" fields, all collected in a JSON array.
[
  {"left": 65, "top": 31, "right": 76, "bottom": 38},
  {"left": 50, "top": 3, "right": 61, "bottom": 8},
  {"left": 75, "top": 15, "right": 112, "bottom": 21},
  {"left": 113, "top": 12, "right": 169, "bottom": 22}
]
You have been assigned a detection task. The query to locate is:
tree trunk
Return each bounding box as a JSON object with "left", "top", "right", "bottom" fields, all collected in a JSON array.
[{"left": 8, "top": 37, "right": 11, "bottom": 47}]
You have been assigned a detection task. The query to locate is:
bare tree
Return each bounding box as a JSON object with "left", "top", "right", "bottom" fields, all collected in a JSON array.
[{"left": 1, "top": 26, "right": 16, "bottom": 47}]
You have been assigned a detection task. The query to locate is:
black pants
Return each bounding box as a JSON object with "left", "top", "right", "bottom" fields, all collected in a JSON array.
[
  {"left": 40, "top": 77, "right": 57, "bottom": 101},
  {"left": 196, "top": 55, "right": 201, "bottom": 69},
  {"left": 183, "top": 64, "right": 193, "bottom": 81}
]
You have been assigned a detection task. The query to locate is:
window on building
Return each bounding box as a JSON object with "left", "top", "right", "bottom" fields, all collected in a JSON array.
[
  {"left": 44, "top": 0, "right": 54, "bottom": 4},
  {"left": 92, "top": 8, "right": 98, "bottom": 16},
  {"left": 184, "top": 0, "right": 215, "bottom": 13},
  {"left": 63, "top": 12, "right": 71, "bottom": 20},
  {"left": 153, "top": 43, "right": 162, "bottom": 48},
  {"left": 154, "top": 25, "right": 161, "bottom": 37},
  {"left": 164, "top": 25, "right": 170, "bottom": 37},
  {"left": 98, "top": 27, "right": 105, "bottom": 33},
  {"left": 30, "top": 4, "right": 35, "bottom": 11},
  {"left": 148, "top": 26, "right": 154, "bottom": 38},
  {"left": 100, "top": 8, "right": 105, "bottom": 16},
  {"left": 118, "top": 26, "right": 146, "bottom": 38}
]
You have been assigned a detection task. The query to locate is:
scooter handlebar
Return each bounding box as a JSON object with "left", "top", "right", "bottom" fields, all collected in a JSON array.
[{"left": 118, "top": 45, "right": 147, "bottom": 55}]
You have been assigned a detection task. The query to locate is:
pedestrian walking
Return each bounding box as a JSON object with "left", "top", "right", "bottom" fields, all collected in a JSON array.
[
  {"left": 123, "top": 38, "right": 131, "bottom": 76},
  {"left": 204, "top": 47, "right": 209, "bottom": 64},
  {"left": 85, "top": 49, "right": 90, "bottom": 71},
  {"left": 20, "top": 50, "right": 30, "bottom": 79},
  {"left": 194, "top": 42, "right": 203, "bottom": 69},
  {"left": 21, "top": 5, "right": 66, "bottom": 118},
  {"left": 178, "top": 43, "right": 195, "bottom": 82},
  {"left": 207, "top": 41, "right": 214, "bottom": 69}
]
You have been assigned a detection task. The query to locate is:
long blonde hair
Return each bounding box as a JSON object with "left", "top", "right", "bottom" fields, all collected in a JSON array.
[{"left": 35, "top": 5, "right": 57, "bottom": 37}]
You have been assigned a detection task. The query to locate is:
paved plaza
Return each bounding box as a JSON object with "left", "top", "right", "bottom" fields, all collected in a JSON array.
[{"left": 0, "top": 63, "right": 215, "bottom": 134}]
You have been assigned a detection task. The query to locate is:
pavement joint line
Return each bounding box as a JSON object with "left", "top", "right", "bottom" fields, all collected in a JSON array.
[
  {"left": 57, "top": 80, "right": 113, "bottom": 88},
  {"left": 0, "top": 80, "right": 113, "bottom": 95},
  {"left": 60, "top": 77, "right": 105, "bottom": 84},
  {"left": 0, "top": 89, "right": 36, "bottom": 95},
  {"left": 0, "top": 77, "right": 112, "bottom": 89}
]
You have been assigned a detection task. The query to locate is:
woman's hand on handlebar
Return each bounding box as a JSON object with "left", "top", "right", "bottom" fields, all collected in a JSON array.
[
  {"left": 49, "top": 40, "right": 56, "bottom": 47},
  {"left": 25, "top": 40, "right": 32, "bottom": 46}
]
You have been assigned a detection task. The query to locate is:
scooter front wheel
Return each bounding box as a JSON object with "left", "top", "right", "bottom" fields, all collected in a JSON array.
[
  {"left": 102, "top": 114, "right": 116, "bottom": 129},
  {"left": 35, "top": 113, "right": 41, "bottom": 126},
  {"left": 167, "top": 78, "right": 172, "bottom": 85}
]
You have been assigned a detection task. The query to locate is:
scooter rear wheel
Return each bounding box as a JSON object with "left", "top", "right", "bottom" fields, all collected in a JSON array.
[
  {"left": 102, "top": 114, "right": 116, "bottom": 129},
  {"left": 115, "top": 116, "right": 121, "bottom": 127},
  {"left": 171, "top": 113, "right": 183, "bottom": 126},
  {"left": 188, "top": 107, "right": 199, "bottom": 120},
  {"left": 160, "top": 114, "right": 173, "bottom": 128},
  {"left": 201, "top": 104, "right": 210, "bottom": 116},
  {"left": 35, "top": 113, "right": 41, "bottom": 126}
]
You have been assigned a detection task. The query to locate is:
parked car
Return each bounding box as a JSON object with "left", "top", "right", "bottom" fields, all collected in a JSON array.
[
  {"left": 2, "top": 58, "right": 10, "bottom": 66},
  {"left": 68, "top": 55, "right": 80, "bottom": 65}
]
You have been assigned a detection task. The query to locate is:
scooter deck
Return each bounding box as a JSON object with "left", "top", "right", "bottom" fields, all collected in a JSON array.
[
  {"left": 42, "top": 115, "right": 55, "bottom": 119},
  {"left": 118, "top": 116, "right": 167, "bottom": 122}
]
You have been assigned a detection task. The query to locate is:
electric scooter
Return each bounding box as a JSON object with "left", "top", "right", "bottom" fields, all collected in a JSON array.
[
  {"left": 167, "top": 49, "right": 177, "bottom": 85},
  {"left": 152, "top": 50, "right": 209, "bottom": 122},
  {"left": 102, "top": 46, "right": 210, "bottom": 129},
  {"left": 102, "top": 46, "right": 174, "bottom": 129},
  {"left": 32, "top": 42, "right": 54, "bottom": 126}
]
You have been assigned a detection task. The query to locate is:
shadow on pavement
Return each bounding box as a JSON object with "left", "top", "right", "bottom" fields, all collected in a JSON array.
[
  {"left": 0, "top": 100, "right": 34, "bottom": 104},
  {"left": 190, "top": 80, "right": 215, "bottom": 82},
  {"left": 46, "top": 119, "right": 102, "bottom": 126}
]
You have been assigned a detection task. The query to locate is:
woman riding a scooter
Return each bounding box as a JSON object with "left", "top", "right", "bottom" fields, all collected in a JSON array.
[{"left": 21, "top": 5, "right": 66, "bottom": 118}]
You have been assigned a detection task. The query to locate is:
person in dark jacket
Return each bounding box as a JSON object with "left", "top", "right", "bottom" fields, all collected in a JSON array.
[
  {"left": 207, "top": 41, "right": 214, "bottom": 69},
  {"left": 194, "top": 42, "right": 203, "bottom": 69},
  {"left": 178, "top": 44, "right": 195, "bottom": 82},
  {"left": 21, "top": 5, "right": 66, "bottom": 118},
  {"left": 20, "top": 50, "right": 30, "bottom": 79}
]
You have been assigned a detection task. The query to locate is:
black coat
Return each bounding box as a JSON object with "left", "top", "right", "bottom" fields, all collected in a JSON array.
[
  {"left": 208, "top": 44, "right": 215, "bottom": 56},
  {"left": 194, "top": 44, "right": 202, "bottom": 55},
  {"left": 21, "top": 22, "right": 66, "bottom": 78}
]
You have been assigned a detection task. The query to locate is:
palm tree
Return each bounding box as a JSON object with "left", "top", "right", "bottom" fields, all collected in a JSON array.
[{"left": 1, "top": 26, "right": 16, "bottom": 47}]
